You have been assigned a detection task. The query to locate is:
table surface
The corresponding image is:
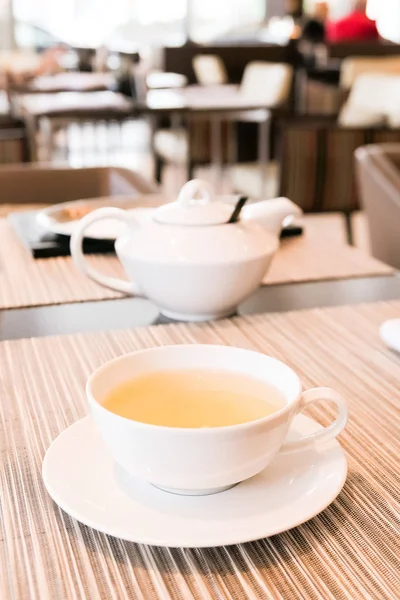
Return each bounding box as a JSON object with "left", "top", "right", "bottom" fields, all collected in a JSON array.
[
  {"left": 17, "top": 84, "right": 272, "bottom": 118},
  {"left": 19, "top": 72, "right": 115, "bottom": 94},
  {"left": 140, "top": 85, "right": 273, "bottom": 114},
  {"left": 0, "top": 214, "right": 393, "bottom": 312},
  {"left": 19, "top": 90, "right": 133, "bottom": 117},
  {"left": 1, "top": 300, "right": 399, "bottom": 599},
  {"left": 146, "top": 72, "right": 188, "bottom": 90}
]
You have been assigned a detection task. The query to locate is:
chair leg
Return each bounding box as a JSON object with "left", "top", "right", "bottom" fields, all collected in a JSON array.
[
  {"left": 41, "top": 117, "right": 53, "bottom": 162},
  {"left": 344, "top": 212, "right": 353, "bottom": 245},
  {"left": 155, "top": 156, "right": 163, "bottom": 184},
  {"left": 25, "top": 114, "right": 38, "bottom": 162},
  {"left": 187, "top": 161, "right": 195, "bottom": 181}
]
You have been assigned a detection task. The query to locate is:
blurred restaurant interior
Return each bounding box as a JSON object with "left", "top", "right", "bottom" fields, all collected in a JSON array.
[{"left": 0, "top": 0, "right": 400, "bottom": 599}]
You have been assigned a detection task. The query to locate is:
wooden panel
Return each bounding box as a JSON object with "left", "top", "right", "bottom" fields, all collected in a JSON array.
[
  {"left": 164, "top": 43, "right": 295, "bottom": 83},
  {"left": 328, "top": 42, "right": 400, "bottom": 59}
]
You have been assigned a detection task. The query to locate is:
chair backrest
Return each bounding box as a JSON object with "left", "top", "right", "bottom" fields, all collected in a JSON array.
[
  {"left": 192, "top": 55, "right": 228, "bottom": 86},
  {"left": 0, "top": 165, "right": 158, "bottom": 205},
  {"left": 338, "top": 74, "right": 400, "bottom": 128},
  {"left": 340, "top": 56, "right": 400, "bottom": 90},
  {"left": 355, "top": 144, "right": 400, "bottom": 268},
  {"left": 240, "top": 61, "right": 293, "bottom": 108}
]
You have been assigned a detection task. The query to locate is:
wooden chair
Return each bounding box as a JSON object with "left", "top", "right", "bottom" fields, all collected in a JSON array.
[
  {"left": 355, "top": 144, "right": 400, "bottom": 268},
  {"left": 0, "top": 164, "right": 158, "bottom": 207},
  {"left": 340, "top": 55, "right": 400, "bottom": 91},
  {"left": 153, "top": 62, "right": 293, "bottom": 184},
  {"left": 0, "top": 117, "right": 30, "bottom": 164},
  {"left": 240, "top": 61, "right": 293, "bottom": 108},
  {"left": 232, "top": 117, "right": 400, "bottom": 242},
  {"left": 295, "top": 50, "right": 400, "bottom": 118}
]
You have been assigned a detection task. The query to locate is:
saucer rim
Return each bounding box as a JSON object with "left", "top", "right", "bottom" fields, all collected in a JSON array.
[
  {"left": 42, "top": 416, "right": 348, "bottom": 548},
  {"left": 380, "top": 319, "right": 400, "bottom": 352}
]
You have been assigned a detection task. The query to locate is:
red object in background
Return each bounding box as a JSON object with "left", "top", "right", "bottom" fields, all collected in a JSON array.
[{"left": 326, "top": 11, "right": 379, "bottom": 42}]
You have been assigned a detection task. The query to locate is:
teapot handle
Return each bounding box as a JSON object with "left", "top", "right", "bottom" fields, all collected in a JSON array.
[
  {"left": 70, "top": 207, "right": 142, "bottom": 295},
  {"left": 176, "top": 179, "right": 215, "bottom": 206}
]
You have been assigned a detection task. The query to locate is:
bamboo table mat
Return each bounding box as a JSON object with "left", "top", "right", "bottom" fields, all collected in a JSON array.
[
  {"left": 1, "top": 301, "right": 400, "bottom": 599},
  {"left": 0, "top": 215, "right": 394, "bottom": 310}
]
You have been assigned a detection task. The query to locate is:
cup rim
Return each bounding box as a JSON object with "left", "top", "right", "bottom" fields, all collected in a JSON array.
[{"left": 86, "top": 344, "right": 302, "bottom": 434}]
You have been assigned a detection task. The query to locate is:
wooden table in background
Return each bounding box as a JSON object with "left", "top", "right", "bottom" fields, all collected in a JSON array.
[{"left": 139, "top": 85, "right": 272, "bottom": 186}]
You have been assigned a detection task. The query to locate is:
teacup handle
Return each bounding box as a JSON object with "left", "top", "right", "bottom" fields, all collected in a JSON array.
[
  {"left": 70, "top": 207, "right": 142, "bottom": 295},
  {"left": 280, "top": 387, "right": 348, "bottom": 452}
]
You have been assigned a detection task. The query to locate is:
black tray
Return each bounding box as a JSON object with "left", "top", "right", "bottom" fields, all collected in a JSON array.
[{"left": 9, "top": 211, "right": 115, "bottom": 258}]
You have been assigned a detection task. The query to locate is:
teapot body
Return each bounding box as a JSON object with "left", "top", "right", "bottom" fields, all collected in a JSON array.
[
  {"left": 70, "top": 179, "right": 301, "bottom": 321},
  {"left": 115, "top": 220, "right": 277, "bottom": 320}
]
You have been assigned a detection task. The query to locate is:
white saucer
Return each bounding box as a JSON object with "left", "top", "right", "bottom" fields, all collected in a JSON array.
[
  {"left": 42, "top": 416, "right": 347, "bottom": 548},
  {"left": 380, "top": 319, "right": 400, "bottom": 353}
]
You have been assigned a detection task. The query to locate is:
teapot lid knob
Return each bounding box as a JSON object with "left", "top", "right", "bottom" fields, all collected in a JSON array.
[{"left": 155, "top": 179, "right": 232, "bottom": 226}]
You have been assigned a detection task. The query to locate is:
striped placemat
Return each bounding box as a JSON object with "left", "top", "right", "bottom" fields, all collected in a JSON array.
[
  {"left": 0, "top": 301, "right": 399, "bottom": 599},
  {"left": 0, "top": 214, "right": 393, "bottom": 310}
]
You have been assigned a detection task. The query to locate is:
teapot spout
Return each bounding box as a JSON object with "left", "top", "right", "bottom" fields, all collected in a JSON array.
[{"left": 241, "top": 197, "right": 302, "bottom": 236}]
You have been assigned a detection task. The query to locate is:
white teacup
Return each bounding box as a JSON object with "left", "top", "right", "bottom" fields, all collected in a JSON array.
[{"left": 87, "top": 345, "right": 348, "bottom": 495}]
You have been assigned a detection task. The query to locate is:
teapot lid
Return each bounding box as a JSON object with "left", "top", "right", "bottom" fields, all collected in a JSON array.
[{"left": 154, "top": 179, "right": 232, "bottom": 226}]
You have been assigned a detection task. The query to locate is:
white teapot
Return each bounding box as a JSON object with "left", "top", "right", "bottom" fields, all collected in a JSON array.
[{"left": 70, "top": 180, "right": 301, "bottom": 321}]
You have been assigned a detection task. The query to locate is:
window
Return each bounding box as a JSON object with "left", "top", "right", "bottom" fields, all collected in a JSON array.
[
  {"left": 13, "top": 0, "right": 150, "bottom": 46},
  {"left": 189, "top": 0, "right": 266, "bottom": 42},
  {"left": 13, "top": 0, "right": 266, "bottom": 47}
]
